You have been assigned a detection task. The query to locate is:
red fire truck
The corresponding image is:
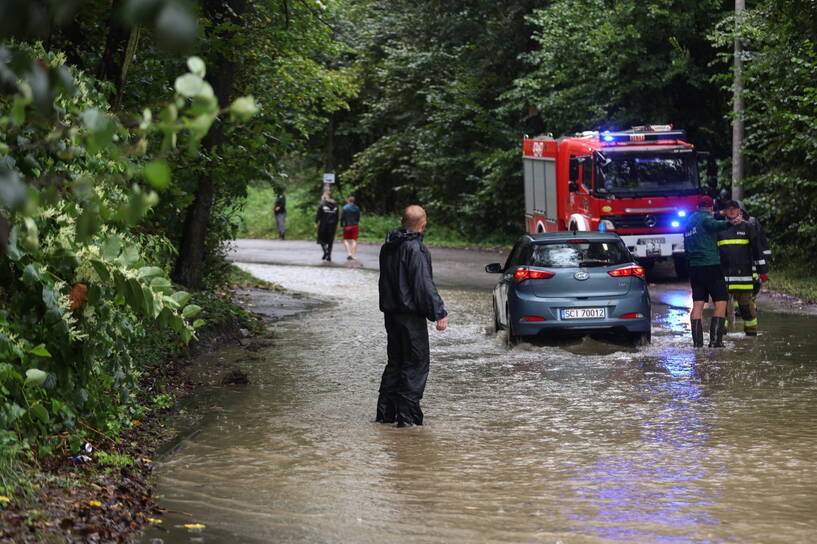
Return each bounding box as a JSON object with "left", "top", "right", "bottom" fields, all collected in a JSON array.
[{"left": 522, "top": 125, "right": 714, "bottom": 278}]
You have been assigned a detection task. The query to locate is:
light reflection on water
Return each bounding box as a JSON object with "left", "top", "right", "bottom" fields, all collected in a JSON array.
[{"left": 141, "top": 263, "right": 817, "bottom": 544}]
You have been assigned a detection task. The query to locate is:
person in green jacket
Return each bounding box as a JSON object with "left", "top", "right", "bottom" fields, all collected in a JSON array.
[{"left": 683, "top": 195, "right": 743, "bottom": 347}]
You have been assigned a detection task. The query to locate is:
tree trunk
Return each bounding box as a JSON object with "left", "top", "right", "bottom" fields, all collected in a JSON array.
[
  {"left": 732, "top": 0, "right": 745, "bottom": 201},
  {"left": 98, "top": 0, "right": 128, "bottom": 87},
  {"left": 173, "top": 0, "right": 247, "bottom": 289}
]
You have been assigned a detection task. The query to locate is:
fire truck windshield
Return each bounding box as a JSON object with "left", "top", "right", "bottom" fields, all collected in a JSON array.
[{"left": 596, "top": 152, "right": 699, "bottom": 197}]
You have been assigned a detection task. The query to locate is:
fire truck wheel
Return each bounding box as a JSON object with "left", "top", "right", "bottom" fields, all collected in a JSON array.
[{"left": 673, "top": 256, "right": 689, "bottom": 280}]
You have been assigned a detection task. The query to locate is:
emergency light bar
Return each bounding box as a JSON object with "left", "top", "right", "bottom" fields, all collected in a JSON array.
[{"left": 600, "top": 127, "right": 686, "bottom": 144}]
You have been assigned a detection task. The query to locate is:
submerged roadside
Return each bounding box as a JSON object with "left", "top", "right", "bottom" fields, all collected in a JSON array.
[{"left": 0, "top": 267, "right": 313, "bottom": 544}]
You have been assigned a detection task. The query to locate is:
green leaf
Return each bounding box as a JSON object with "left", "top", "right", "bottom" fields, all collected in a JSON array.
[
  {"left": 170, "top": 291, "right": 191, "bottom": 307},
  {"left": 187, "top": 56, "right": 206, "bottom": 78},
  {"left": 81, "top": 108, "right": 116, "bottom": 151},
  {"left": 0, "top": 167, "right": 27, "bottom": 211},
  {"left": 28, "top": 344, "right": 51, "bottom": 358},
  {"left": 142, "top": 285, "right": 156, "bottom": 318},
  {"left": 188, "top": 113, "right": 217, "bottom": 140},
  {"left": 138, "top": 266, "right": 164, "bottom": 279},
  {"left": 21, "top": 264, "right": 41, "bottom": 285},
  {"left": 150, "top": 276, "right": 171, "bottom": 287},
  {"left": 102, "top": 236, "right": 122, "bottom": 260},
  {"left": 143, "top": 160, "right": 171, "bottom": 191},
  {"left": 182, "top": 304, "right": 202, "bottom": 319},
  {"left": 120, "top": 244, "right": 140, "bottom": 266},
  {"left": 25, "top": 368, "right": 48, "bottom": 387},
  {"left": 192, "top": 318, "right": 205, "bottom": 328},
  {"left": 10, "top": 95, "right": 30, "bottom": 126},
  {"left": 125, "top": 278, "right": 144, "bottom": 313},
  {"left": 229, "top": 96, "right": 260, "bottom": 122},
  {"left": 174, "top": 73, "right": 204, "bottom": 97},
  {"left": 30, "top": 404, "right": 49, "bottom": 424},
  {"left": 90, "top": 260, "right": 111, "bottom": 283}
]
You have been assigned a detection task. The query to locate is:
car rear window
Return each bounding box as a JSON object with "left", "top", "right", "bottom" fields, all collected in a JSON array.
[{"left": 530, "top": 240, "right": 631, "bottom": 268}]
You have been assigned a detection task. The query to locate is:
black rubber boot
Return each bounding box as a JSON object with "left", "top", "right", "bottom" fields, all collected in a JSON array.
[
  {"left": 708, "top": 317, "right": 725, "bottom": 347},
  {"left": 691, "top": 318, "right": 704, "bottom": 348}
]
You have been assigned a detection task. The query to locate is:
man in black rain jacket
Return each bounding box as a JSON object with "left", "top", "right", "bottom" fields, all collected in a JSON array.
[{"left": 376, "top": 205, "right": 448, "bottom": 427}]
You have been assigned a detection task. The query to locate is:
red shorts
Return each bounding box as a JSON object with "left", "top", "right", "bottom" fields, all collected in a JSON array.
[{"left": 343, "top": 225, "right": 359, "bottom": 240}]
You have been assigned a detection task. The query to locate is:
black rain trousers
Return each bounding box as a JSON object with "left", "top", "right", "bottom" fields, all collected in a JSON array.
[{"left": 376, "top": 312, "right": 429, "bottom": 426}]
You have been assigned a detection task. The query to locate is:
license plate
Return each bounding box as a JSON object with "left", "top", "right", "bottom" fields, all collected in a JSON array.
[{"left": 562, "top": 307, "right": 606, "bottom": 320}]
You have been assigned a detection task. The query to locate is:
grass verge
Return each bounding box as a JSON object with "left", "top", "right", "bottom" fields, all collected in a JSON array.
[
  {"left": 238, "top": 184, "right": 513, "bottom": 248},
  {"left": 765, "top": 264, "right": 817, "bottom": 303}
]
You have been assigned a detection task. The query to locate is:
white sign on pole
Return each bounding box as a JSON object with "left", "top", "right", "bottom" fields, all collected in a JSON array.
[{"left": 323, "top": 173, "right": 336, "bottom": 184}]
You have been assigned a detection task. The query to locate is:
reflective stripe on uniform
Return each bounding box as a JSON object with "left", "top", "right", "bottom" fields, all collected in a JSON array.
[
  {"left": 762, "top": 250, "right": 772, "bottom": 255},
  {"left": 725, "top": 276, "right": 754, "bottom": 282},
  {"left": 717, "top": 239, "right": 750, "bottom": 246},
  {"left": 744, "top": 319, "right": 758, "bottom": 326},
  {"left": 728, "top": 284, "right": 754, "bottom": 290},
  {"left": 754, "top": 259, "right": 766, "bottom": 265}
]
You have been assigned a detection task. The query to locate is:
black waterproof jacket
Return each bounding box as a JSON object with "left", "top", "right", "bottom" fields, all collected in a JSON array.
[
  {"left": 315, "top": 199, "right": 339, "bottom": 244},
  {"left": 716, "top": 221, "right": 768, "bottom": 290},
  {"left": 379, "top": 229, "right": 447, "bottom": 322}
]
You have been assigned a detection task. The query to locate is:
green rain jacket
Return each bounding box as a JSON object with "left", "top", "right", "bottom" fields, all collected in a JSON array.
[{"left": 683, "top": 210, "right": 731, "bottom": 267}]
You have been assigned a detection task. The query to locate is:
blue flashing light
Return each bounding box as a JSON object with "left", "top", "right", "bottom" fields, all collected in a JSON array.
[
  {"left": 602, "top": 133, "right": 615, "bottom": 142},
  {"left": 671, "top": 221, "right": 681, "bottom": 228},
  {"left": 677, "top": 210, "right": 687, "bottom": 217}
]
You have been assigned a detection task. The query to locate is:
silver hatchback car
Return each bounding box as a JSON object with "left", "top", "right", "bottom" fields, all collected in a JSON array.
[{"left": 486, "top": 232, "right": 651, "bottom": 345}]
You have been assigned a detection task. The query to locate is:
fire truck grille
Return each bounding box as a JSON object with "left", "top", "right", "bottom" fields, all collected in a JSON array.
[{"left": 602, "top": 213, "right": 678, "bottom": 230}]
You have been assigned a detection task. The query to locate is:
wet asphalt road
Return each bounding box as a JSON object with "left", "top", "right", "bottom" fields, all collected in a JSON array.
[{"left": 138, "top": 238, "right": 817, "bottom": 544}]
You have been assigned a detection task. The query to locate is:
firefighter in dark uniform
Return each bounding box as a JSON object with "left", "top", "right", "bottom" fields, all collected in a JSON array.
[
  {"left": 718, "top": 201, "right": 769, "bottom": 335},
  {"left": 684, "top": 195, "right": 741, "bottom": 348},
  {"left": 376, "top": 205, "right": 448, "bottom": 427}
]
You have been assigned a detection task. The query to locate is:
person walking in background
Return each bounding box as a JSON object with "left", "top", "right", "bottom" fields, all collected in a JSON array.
[
  {"left": 376, "top": 205, "right": 448, "bottom": 427},
  {"left": 315, "top": 191, "right": 339, "bottom": 261},
  {"left": 274, "top": 192, "right": 286, "bottom": 240},
  {"left": 684, "top": 195, "right": 742, "bottom": 348},
  {"left": 341, "top": 196, "right": 361, "bottom": 261}
]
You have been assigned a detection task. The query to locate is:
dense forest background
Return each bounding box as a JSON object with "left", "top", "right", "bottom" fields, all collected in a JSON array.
[{"left": 1, "top": 0, "right": 815, "bottom": 469}]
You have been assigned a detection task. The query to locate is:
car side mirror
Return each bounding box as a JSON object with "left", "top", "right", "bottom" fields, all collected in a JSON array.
[{"left": 485, "top": 263, "right": 503, "bottom": 273}]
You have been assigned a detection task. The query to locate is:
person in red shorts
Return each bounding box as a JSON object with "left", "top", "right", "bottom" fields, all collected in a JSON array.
[{"left": 341, "top": 196, "right": 361, "bottom": 260}]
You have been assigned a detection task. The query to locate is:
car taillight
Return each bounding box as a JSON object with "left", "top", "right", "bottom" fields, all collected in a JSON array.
[
  {"left": 608, "top": 265, "right": 645, "bottom": 279},
  {"left": 519, "top": 316, "right": 547, "bottom": 322},
  {"left": 619, "top": 313, "right": 644, "bottom": 319},
  {"left": 514, "top": 267, "right": 555, "bottom": 282}
]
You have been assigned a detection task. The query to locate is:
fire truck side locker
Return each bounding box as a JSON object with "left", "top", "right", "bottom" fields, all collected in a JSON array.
[{"left": 523, "top": 139, "right": 558, "bottom": 233}]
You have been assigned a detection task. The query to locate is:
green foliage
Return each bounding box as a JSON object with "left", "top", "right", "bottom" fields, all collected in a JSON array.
[
  {"left": 0, "top": 39, "right": 255, "bottom": 456},
  {"left": 94, "top": 450, "right": 134, "bottom": 468},
  {"left": 711, "top": 1, "right": 817, "bottom": 263},
  {"left": 507, "top": 0, "right": 729, "bottom": 151}
]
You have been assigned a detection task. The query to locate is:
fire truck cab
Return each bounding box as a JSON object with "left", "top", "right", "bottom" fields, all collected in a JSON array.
[{"left": 522, "top": 125, "right": 714, "bottom": 278}]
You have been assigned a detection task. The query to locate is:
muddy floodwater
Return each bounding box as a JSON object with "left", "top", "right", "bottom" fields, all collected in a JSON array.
[{"left": 141, "top": 249, "right": 817, "bottom": 544}]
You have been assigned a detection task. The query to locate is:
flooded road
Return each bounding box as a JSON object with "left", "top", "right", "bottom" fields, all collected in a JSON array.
[{"left": 141, "top": 240, "right": 817, "bottom": 544}]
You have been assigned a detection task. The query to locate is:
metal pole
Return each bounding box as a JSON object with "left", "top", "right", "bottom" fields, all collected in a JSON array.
[{"left": 732, "top": 0, "right": 745, "bottom": 201}]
